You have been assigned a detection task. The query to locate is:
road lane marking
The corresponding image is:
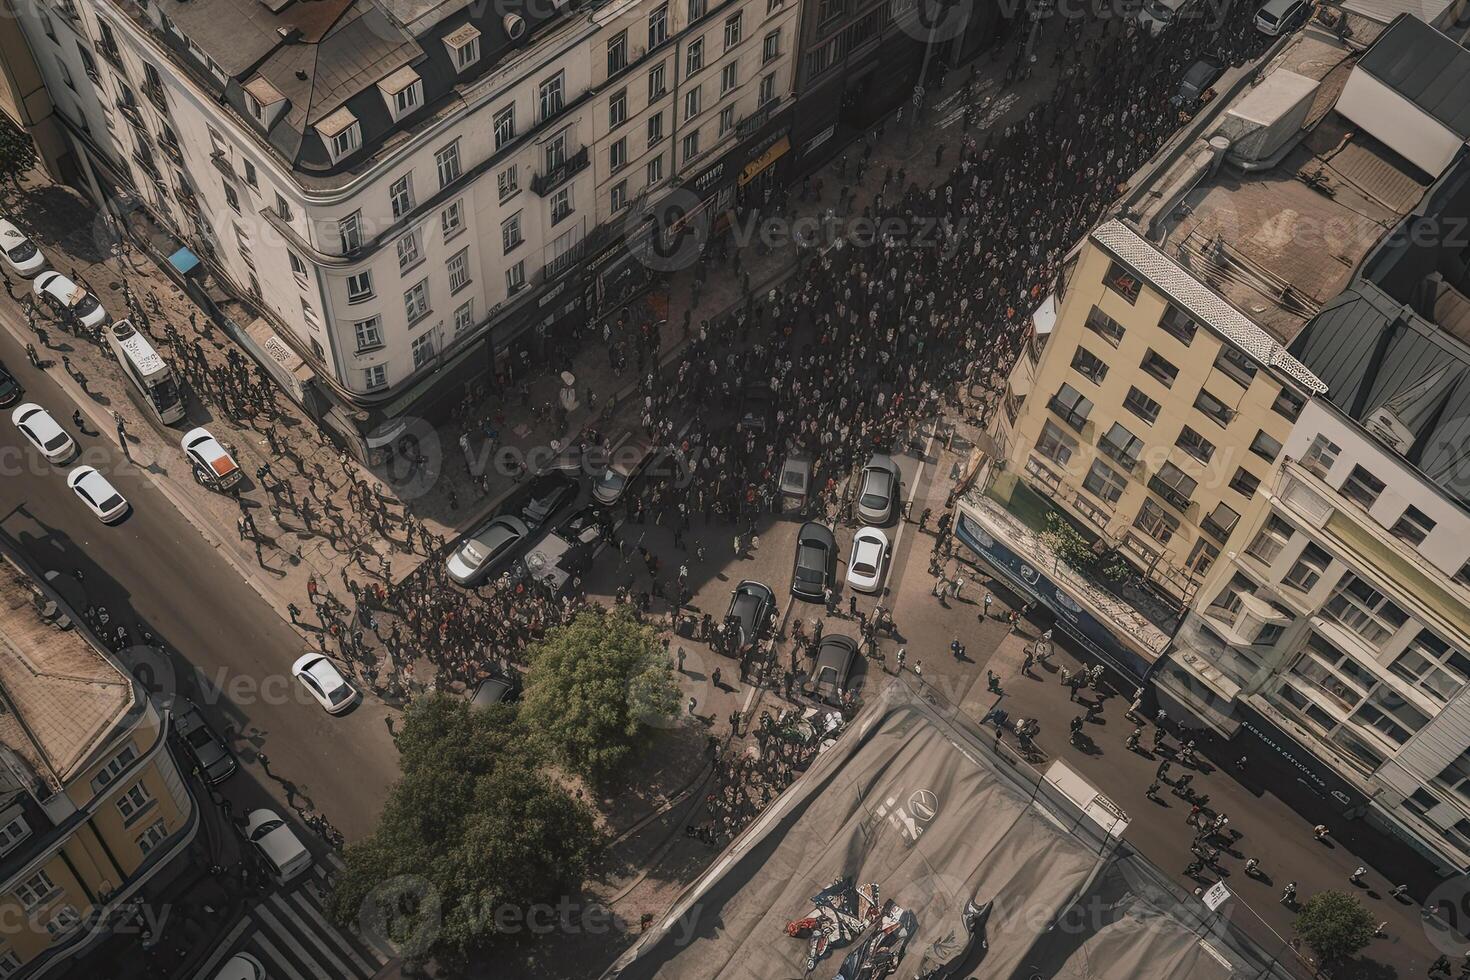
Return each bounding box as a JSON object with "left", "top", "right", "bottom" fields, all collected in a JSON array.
[
  {"left": 252, "top": 932, "right": 309, "bottom": 980},
  {"left": 289, "top": 888, "right": 380, "bottom": 972},
  {"left": 255, "top": 901, "right": 331, "bottom": 980},
  {"left": 191, "top": 916, "right": 252, "bottom": 980},
  {"left": 271, "top": 891, "right": 355, "bottom": 979}
]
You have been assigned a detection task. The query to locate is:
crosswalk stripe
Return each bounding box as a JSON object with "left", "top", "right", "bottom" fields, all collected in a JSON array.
[
  {"left": 192, "top": 916, "right": 252, "bottom": 980},
  {"left": 288, "top": 889, "right": 379, "bottom": 973},
  {"left": 270, "top": 892, "right": 356, "bottom": 979},
  {"left": 325, "top": 850, "right": 346, "bottom": 871},
  {"left": 252, "top": 932, "right": 309, "bottom": 980},
  {"left": 255, "top": 901, "right": 332, "bottom": 980},
  {"left": 355, "top": 911, "right": 400, "bottom": 966}
]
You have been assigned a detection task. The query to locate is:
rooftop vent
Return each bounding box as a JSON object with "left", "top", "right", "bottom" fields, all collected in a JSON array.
[{"left": 504, "top": 13, "right": 526, "bottom": 40}]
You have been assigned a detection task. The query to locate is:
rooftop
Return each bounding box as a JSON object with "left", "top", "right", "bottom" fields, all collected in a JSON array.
[
  {"left": 1126, "top": 31, "right": 1430, "bottom": 352},
  {"left": 0, "top": 557, "right": 135, "bottom": 793}
]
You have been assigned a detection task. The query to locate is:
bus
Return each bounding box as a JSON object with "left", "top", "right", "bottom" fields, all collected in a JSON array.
[{"left": 105, "top": 319, "right": 185, "bottom": 424}]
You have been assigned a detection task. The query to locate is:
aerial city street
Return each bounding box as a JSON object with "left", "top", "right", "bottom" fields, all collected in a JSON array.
[{"left": 0, "top": 0, "right": 1467, "bottom": 978}]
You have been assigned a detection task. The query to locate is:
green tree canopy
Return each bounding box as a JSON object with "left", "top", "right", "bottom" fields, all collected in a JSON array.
[
  {"left": 519, "top": 605, "right": 681, "bottom": 787},
  {"left": 328, "top": 694, "right": 598, "bottom": 967},
  {"left": 0, "top": 120, "right": 34, "bottom": 186},
  {"left": 1293, "top": 890, "right": 1376, "bottom": 965}
]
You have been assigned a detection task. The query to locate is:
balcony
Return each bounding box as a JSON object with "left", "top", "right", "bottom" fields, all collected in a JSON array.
[
  {"left": 116, "top": 98, "right": 143, "bottom": 127},
  {"left": 144, "top": 83, "right": 168, "bottom": 114},
  {"left": 1147, "top": 475, "right": 1193, "bottom": 513},
  {"left": 95, "top": 39, "right": 124, "bottom": 71},
  {"left": 530, "top": 145, "right": 589, "bottom": 197},
  {"left": 209, "top": 150, "right": 235, "bottom": 181},
  {"left": 159, "top": 138, "right": 184, "bottom": 167}
]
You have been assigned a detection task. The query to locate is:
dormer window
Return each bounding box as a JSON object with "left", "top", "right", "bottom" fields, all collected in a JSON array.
[
  {"left": 378, "top": 66, "right": 423, "bottom": 121},
  {"left": 317, "top": 106, "right": 361, "bottom": 162},
  {"left": 242, "top": 76, "right": 286, "bottom": 129},
  {"left": 444, "top": 23, "right": 481, "bottom": 72}
]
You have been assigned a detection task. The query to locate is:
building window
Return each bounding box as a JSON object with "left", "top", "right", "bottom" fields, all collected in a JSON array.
[
  {"left": 1083, "top": 460, "right": 1126, "bottom": 505},
  {"left": 493, "top": 105, "right": 516, "bottom": 149},
  {"left": 1455, "top": 560, "right": 1470, "bottom": 589},
  {"left": 222, "top": 183, "right": 241, "bottom": 215},
  {"left": 1194, "top": 388, "right": 1234, "bottom": 427},
  {"left": 411, "top": 333, "right": 435, "bottom": 369},
  {"left": 346, "top": 271, "right": 373, "bottom": 303},
  {"left": 1229, "top": 467, "right": 1261, "bottom": 498},
  {"left": 1134, "top": 498, "right": 1180, "bottom": 545},
  {"left": 502, "top": 213, "right": 523, "bottom": 254},
  {"left": 647, "top": 154, "right": 664, "bottom": 185},
  {"left": 647, "top": 112, "right": 665, "bottom": 146},
  {"left": 610, "top": 137, "right": 628, "bottom": 172},
  {"left": 1099, "top": 421, "right": 1143, "bottom": 469},
  {"left": 328, "top": 121, "right": 361, "bottom": 159},
  {"left": 389, "top": 174, "right": 415, "bottom": 219},
  {"left": 682, "top": 130, "right": 700, "bottom": 162},
  {"left": 450, "top": 29, "right": 481, "bottom": 71},
  {"left": 1250, "top": 429, "right": 1282, "bottom": 463},
  {"left": 758, "top": 73, "right": 777, "bottom": 107},
  {"left": 396, "top": 229, "right": 422, "bottom": 270},
  {"left": 1214, "top": 346, "right": 1259, "bottom": 388},
  {"left": 1301, "top": 434, "right": 1340, "bottom": 479},
  {"left": 1396, "top": 631, "right": 1470, "bottom": 705},
  {"left": 116, "top": 781, "right": 153, "bottom": 823},
  {"left": 288, "top": 251, "right": 308, "bottom": 283},
  {"left": 649, "top": 62, "right": 667, "bottom": 100},
  {"left": 719, "top": 106, "right": 735, "bottom": 138},
  {"left": 435, "top": 141, "right": 462, "bottom": 187},
  {"left": 610, "top": 180, "right": 628, "bottom": 211},
  {"left": 506, "top": 259, "right": 526, "bottom": 293},
  {"left": 1085, "top": 305, "right": 1125, "bottom": 346},
  {"left": 447, "top": 249, "right": 470, "bottom": 293},
  {"left": 649, "top": 4, "right": 669, "bottom": 49},
  {"left": 1034, "top": 420, "right": 1077, "bottom": 467},
  {"left": 544, "top": 132, "right": 567, "bottom": 172},
  {"left": 538, "top": 74, "right": 558, "bottom": 121},
  {"left": 91, "top": 745, "right": 138, "bottom": 793},
  {"left": 817, "top": 0, "right": 846, "bottom": 22},
  {"left": 353, "top": 317, "right": 383, "bottom": 352},
  {"left": 275, "top": 192, "right": 293, "bottom": 221},
  {"left": 497, "top": 166, "right": 519, "bottom": 203},
  {"left": 1149, "top": 462, "right": 1197, "bottom": 512},
  {"left": 763, "top": 30, "right": 781, "bottom": 64},
  {"left": 1122, "top": 386, "right": 1160, "bottom": 425},
  {"left": 1353, "top": 688, "right": 1429, "bottom": 747},
  {"left": 1140, "top": 349, "right": 1178, "bottom": 388},
  {"left": 404, "top": 280, "right": 430, "bottom": 325},
  {"left": 1047, "top": 383, "right": 1092, "bottom": 432},
  {"left": 689, "top": 0, "right": 708, "bottom": 18},
  {"left": 1159, "top": 304, "right": 1198, "bottom": 345},
  {"left": 0, "top": 949, "right": 19, "bottom": 977},
  {"left": 1273, "top": 387, "right": 1306, "bottom": 421},
  {"left": 45, "top": 906, "right": 80, "bottom": 938},
  {"left": 685, "top": 86, "right": 702, "bottom": 120},
  {"left": 15, "top": 870, "right": 56, "bottom": 911},
  {"left": 442, "top": 199, "right": 465, "bottom": 237},
  {"left": 391, "top": 79, "right": 422, "bottom": 117},
  {"left": 610, "top": 89, "right": 628, "bottom": 128},
  {"left": 1387, "top": 505, "right": 1436, "bottom": 547},
  {"left": 1175, "top": 425, "right": 1215, "bottom": 464},
  {"left": 721, "top": 62, "right": 738, "bottom": 95},
  {"left": 0, "top": 818, "right": 30, "bottom": 858},
  {"left": 1340, "top": 465, "right": 1385, "bottom": 510},
  {"left": 338, "top": 211, "right": 363, "bottom": 253},
  {"left": 608, "top": 30, "right": 628, "bottom": 74},
  {"left": 550, "top": 187, "right": 572, "bottom": 224},
  {"left": 1103, "top": 260, "right": 1142, "bottom": 303},
  {"left": 724, "top": 11, "right": 743, "bottom": 49},
  {"left": 136, "top": 818, "right": 168, "bottom": 856},
  {"left": 1246, "top": 514, "right": 1294, "bottom": 564},
  {"left": 1070, "top": 346, "right": 1107, "bottom": 385},
  {"left": 1323, "top": 571, "right": 1408, "bottom": 647},
  {"left": 687, "top": 37, "right": 705, "bottom": 75},
  {"left": 1201, "top": 501, "right": 1241, "bottom": 542},
  {"left": 243, "top": 160, "right": 258, "bottom": 188},
  {"left": 364, "top": 365, "right": 386, "bottom": 390},
  {"left": 454, "top": 300, "right": 475, "bottom": 336},
  {"left": 1282, "top": 542, "right": 1331, "bottom": 593}
]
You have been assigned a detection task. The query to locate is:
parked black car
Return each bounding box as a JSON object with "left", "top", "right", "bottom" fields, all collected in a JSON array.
[
  {"left": 0, "top": 365, "right": 21, "bottom": 407},
  {"left": 725, "top": 580, "right": 775, "bottom": 650},
  {"left": 791, "top": 522, "right": 837, "bottom": 600},
  {"left": 519, "top": 471, "right": 579, "bottom": 529},
  {"left": 810, "top": 635, "right": 858, "bottom": 705},
  {"left": 174, "top": 699, "right": 236, "bottom": 785}
]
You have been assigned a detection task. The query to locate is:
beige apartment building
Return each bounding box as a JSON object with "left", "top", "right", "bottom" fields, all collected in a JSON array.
[{"left": 0, "top": 549, "right": 196, "bottom": 977}]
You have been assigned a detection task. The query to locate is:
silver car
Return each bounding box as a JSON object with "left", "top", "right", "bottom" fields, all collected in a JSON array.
[
  {"left": 856, "top": 454, "right": 899, "bottom": 526},
  {"left": 447, "top": 515, "right": 529, "bottom": 585}
]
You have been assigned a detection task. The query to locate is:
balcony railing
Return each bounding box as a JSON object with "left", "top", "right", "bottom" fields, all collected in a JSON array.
[
  {"left": 159, "top": 138, "right": 184, "bottom": 167},
  {"left": 95, "top": 39, "right": 124, "bottom": 70},
  {"left": 530, "top": 145, "right": 589, "bottom": 197},
  {"left": 1146, "top": 476, "right": 1193, "bottom": 513},
  {"left": 116, "top": 98, "right": 143, "bottom": 127},
  {"left": 144, "top": 83, "right": 168, "bottom": 114}
]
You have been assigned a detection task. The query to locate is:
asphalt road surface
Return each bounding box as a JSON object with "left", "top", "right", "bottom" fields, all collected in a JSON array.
[{"left": 0, "top": 306, "right": 396, "bottom": 844}]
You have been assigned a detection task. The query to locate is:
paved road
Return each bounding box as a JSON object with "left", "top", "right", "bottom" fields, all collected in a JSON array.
[{"left": 0, "top": 306, "right": 397, "bottom": 845}]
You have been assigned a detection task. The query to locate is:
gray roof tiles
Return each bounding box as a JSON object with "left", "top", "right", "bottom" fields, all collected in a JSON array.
[{"left": 1356, "top": 13, "right": 1470, "bottom": 139}]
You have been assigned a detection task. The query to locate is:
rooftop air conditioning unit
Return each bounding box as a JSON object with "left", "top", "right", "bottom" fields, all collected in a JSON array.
[{"left": 504, "top": 13, "right": 526, "bottom": 40}]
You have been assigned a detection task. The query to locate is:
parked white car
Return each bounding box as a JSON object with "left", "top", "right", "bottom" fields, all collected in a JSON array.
[
  {"left": 243, "top": 809, "right": 311, "bottom": 884},
  {"left": 181, "top": 427, "right": 243, "bottom": 491},
  {"left": 66, "top": 466, "right": 129, "bottom": 523},
  {"left": 213, "top": 952, "right": 266, "bottom": 980},
  {"left": 846, "top": 527, "right": 889, "bottom": 594},
  {"left": 0, "top": 218, "right": 45, "bottom": 276},
  {"left": 292, "top": 653, "right": 358, "bottom": 714},
  {"left": 33, "top": 271, "right": 106, "bottom": 329},
  {"left": 11, "top": 403, "right": 75, "bottom": 462}
]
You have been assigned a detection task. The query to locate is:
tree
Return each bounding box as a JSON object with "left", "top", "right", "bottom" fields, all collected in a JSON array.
[
  {"left": 0, "top": 119, "right": 34, "bottom": 189},
  {"left": 328, "top": 694, "right": 598, "bottom": 967},
  {"left": 1294, "top": 891, "right": 1376, "bottom": 966},
  {"left": 1039, "top": 511, "right": 1095, "bottom": 573},
  {"left": 519, "top": 605, "right": 681, "bottom": 787}
]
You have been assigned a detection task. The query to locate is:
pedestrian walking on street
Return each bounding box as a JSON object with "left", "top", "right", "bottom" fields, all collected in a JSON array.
[
  {"left": 1313, "top": 824, "right": 1330, "bottom": 842},
  {"left": 1156, "top": 760, "right": 1171, "bottom": 783},
  {"left": 287, "top": 603, "right": 300, "bottom": 625},
  {"left": 688, "top": 696, "right": 698, "bottom": 717},
  {"left": 1350, "top": 866, "right": 1367, "bottom": 885},
  {"left": 1281, "top": 881, "right": 1297, "bottom": 905},
  {"left": 951, "top": 576, "right": 964, "bottom": 599},
  {"left": 983, "top": 592, "right": 993, "bottom": 618},
  {"left": 1146, "top": 781, "right": 1161, "bottom": 801}
]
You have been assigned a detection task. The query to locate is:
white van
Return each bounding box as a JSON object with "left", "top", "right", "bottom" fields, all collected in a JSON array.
[
  {"left": 1255, "top": 0, "right": 1310, "bottom": 35},
  {"left": 1139, "top": 0, "right": 1193, "bottom": 35}
]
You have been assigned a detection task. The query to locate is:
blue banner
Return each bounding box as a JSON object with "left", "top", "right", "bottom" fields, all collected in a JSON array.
[{"left": 955, "top": 512, "right": 1154, "bottom": 683}]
